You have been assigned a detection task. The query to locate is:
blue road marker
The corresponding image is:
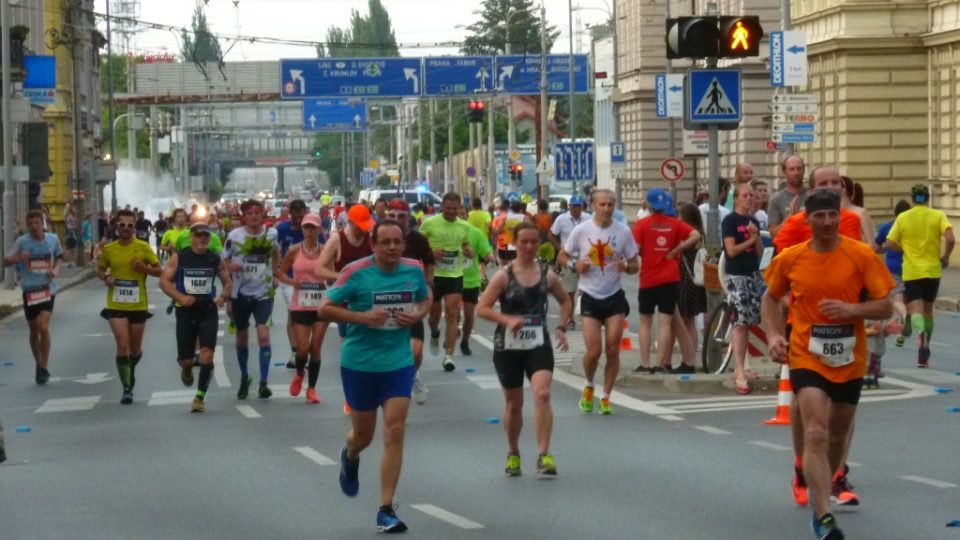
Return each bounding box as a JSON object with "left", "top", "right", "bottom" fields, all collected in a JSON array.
[
  {"left": 484, "top": 417, "right": 501, "bottom": 424},
  {"left": 946, "top": 520, "right": 960, "bottom": 527},
  {"left": 947, "top": 406, "right": 960, "bottom": 413},
  {"left": 15, "top": 426, "right": 32, "bottom": 433},
  {"left": 2, "top": 361, "right": 13, "bottom": 366},
  {"left": 679, "top": 375, "right": 691, "bottom": 381},
  {"left": 935, "top": 387, "right": 955, "bottom": 394},
  {"left": 274, "top": 362, "right": 285, "bottom": 367},
  {"left": 465, "top": 368, "right": 476, "bottom": 373}
]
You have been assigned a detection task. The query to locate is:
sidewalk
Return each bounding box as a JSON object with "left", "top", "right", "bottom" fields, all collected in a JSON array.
[
  {"left": 934, "top": 266, "right": 960, "bottom": 312},
  {"left": 0, "top": 265, "right": 95, "bottom": 319}
]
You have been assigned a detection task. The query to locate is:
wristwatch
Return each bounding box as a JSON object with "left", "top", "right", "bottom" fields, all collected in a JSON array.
[{"left": 555, "top": 325, "right": 567, "bottom": 333}]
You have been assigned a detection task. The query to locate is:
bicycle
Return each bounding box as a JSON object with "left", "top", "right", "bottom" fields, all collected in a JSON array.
[{"left": 700, "top": 232, "right": 774, "bottom": 374}]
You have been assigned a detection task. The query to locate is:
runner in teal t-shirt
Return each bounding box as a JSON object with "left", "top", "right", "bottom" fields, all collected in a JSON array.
[{"left": 319, "top": 221, "right": 431, "bottom": 534}]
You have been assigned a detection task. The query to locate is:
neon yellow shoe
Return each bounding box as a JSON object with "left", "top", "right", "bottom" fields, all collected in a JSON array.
[
  {"left": 599, "top": 397, "right": 614, "bottom": 415},
  {"left": 579, "top": 386, "right": 594, "bottom": 413},
  {"left": 536, "top": 453, "right": 557, "bottom": 475},
  {"left": 227, "top": 319, "right": 237, "bottom": 335},
  {"left": 505, "top": 453, "right": 521, "bottom": 477}
]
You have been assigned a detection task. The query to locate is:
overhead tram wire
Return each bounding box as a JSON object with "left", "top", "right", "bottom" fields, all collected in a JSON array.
[{"left": 91, "top": 11, "right": 464, "bottom": 52}]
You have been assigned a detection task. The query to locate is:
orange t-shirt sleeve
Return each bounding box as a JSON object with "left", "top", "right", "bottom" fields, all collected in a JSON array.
[
  {"left": 773, "top": 213, "right": 804, "bottom": 252},
  {"left": 839, "top": 210, "right": 862, "bottom": 241}
]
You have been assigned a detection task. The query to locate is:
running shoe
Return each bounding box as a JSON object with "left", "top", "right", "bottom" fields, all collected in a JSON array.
[
  {"left": 237, "top": 375, "right": 253, "bottom": 399},
  {"left": 504, "top": 453, "right": 521, "bottom": 477},
  {"left": 536, "top": 453, "right": 557, "bottom": 475},
  {"left": 918, "top": 333, "right": 931, "bottom": 368},
  {"left": 599, "top": 397, "right": 614, "bottom": 415},
  {"left": 672, "top": 363, "right": 696, "bottom": 374},
  {"left": 793, "top": 468, "right": 809, "bottom": 507},
  {"left": 460, "top": 340, "right": 472, "bottom": 356},
  {"left": 412, "top": 373, "right": 428, "bottom": 405},
  {"left": 429, "top": 330, "right": 440, "bottom": 355},
  {"left": 180, "top": 365, "right": 194, "bottom": 387},
  {"left": 286, "top": 352, "right": 296, "bottom": 370},
  {"left": 339, "top": 444, "right": 360, "bottom": 497},
  {"left": 191, "top": 396, "right": 205, "bottom": 413},
  {"left": 811, "top": 512, "right": 845, "bottom": 540},
  {"left": 192, "top": 352, "right": 201, "bottom": 367},
  {"left": 831, "top": 473, "right": 860, "bottom": 507},
  {"left": 376, "top": 505, "right": 408, "bottom": 534},
  {"left": 894, "top": 335, "right": 905, "bottom": 347},
  {"left": 579, "top": 386, "right": 594, "bottom": 413},
  {"left": 343, "top": 401, "right": 351, "bottom": 415},
  {"left": 120, "top": 390, "right": 133, "bottom": 405},
  {"left": 305, "top": 388, "right": 320, "bottom": 404},
  {"left": 289, "top": 373, "right": 303, "bottom": 397},
  {"left": 227, "top": 319, "right": 237, "bottom": 335},
  {"left": 258, "top": 381, "right": 272, "bottom": 399},
  {"left": 442, "top": 353, "right": 456, "bottom": 372},
  {"left": 35, "top": 367, "right": 50, "bottom": 385}
]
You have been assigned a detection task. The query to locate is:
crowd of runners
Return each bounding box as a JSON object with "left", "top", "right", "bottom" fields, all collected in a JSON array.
[{"left": 3, "top": 156, "right": 954, "bottom": 538}]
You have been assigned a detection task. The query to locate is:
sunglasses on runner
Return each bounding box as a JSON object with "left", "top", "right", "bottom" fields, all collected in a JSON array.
[
  {"left": 116, "top": 223, "right": 135, "bottom": 229},
  {"left": 386, "top": 212, "right": 408, "bottom": 219}
]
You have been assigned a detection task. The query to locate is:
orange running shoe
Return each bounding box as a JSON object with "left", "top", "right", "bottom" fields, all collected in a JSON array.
[
  {"left": 343, "top": 401, "right": 351, "bottom": 415},
  {"left": 792, "top": 467, "right": 809, "bottom": 507},
  {"left": 305, "top": 388, "right": 320, "bottom": 404},
  {"left": 289, "top": 373, "right": 303, "bottom": 397}
]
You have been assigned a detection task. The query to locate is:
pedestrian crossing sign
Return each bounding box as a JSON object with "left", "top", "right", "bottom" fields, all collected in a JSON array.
[{"left": 685, "top": 68, "right": 742, "bottom": 127}]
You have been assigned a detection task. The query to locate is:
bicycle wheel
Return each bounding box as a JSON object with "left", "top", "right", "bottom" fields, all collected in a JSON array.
[{"left": 701, "top": 300, "right": 734, "bottom": 374}]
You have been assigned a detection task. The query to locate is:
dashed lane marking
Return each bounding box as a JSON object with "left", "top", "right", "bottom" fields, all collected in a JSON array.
[
  {"left": 213, "top": 347, "right": 231, "bottom": 388},
  {"left": 147, "top": 390, "right": 195, "bottom": 406},
  {"left": 293, "top": 446, "right": 336, "bottom": 466},
  {"left": 693, "top": 425, "right": 731, "bottom": 435},
  {"left": 749, "top": 440, "right": 791, "bottom": 451},
  {"left": 35, "top": 396, "right": 101, "bottom": 413},
  {"left": 900, "top": 476, "right": 958, "bottom": 489},
  {"left": 410, "top": 504, "right": 484, "bottom": 529},
  {"left": 236, "top": 404, "right": 262, "bottom": 419}
]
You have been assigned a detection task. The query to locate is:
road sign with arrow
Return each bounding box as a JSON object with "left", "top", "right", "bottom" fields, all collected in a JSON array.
[{"left": 302, "top": 99, "right": 366, "bottom": 132}]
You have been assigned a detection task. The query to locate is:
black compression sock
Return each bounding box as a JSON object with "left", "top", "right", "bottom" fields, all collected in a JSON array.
[
  {"left": 307, "top": 358, "right": 321, "bottom": 388},
  {"left": 197, "top": 364, "right": 213, "bottom": 394},
  {"left": 129, "top": 353, "right": 142, "bottom": 389},
  {"left": 295, "top": 354, "right": 308, "bottom": 376}
]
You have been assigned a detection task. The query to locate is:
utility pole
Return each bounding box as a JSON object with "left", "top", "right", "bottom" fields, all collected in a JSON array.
[
  {"left": 665, "top": 0, "right": 677, "bottom": 203},
  {"left": 611, "top": 0, "right": 623, "bottom": 208},
  {"left": 468, "top": 115, "right": 475, "bottom": 200},
  {"left": 446, "top": 98, "right": 453, "bottom": 194},
  {"left": 429, "top": 99, "right": 436, "bottom": 190},
  {"left": 107, "top": 0, "right": 117, "bottom": 211},
  {"left": 568, "top": 0, "right": 577, "bottom": 196},
  {"left": 537, "top": 4, "right": 548, "bottom": 201},
  {"left": 505, "top": 21, "right": 516, "bottom": 192},
  {"left": 487, "top": 97, "right": 495, "bottom": 204},
  {"left": 2, "top": 0, "right": 15, "bottom": 288}
]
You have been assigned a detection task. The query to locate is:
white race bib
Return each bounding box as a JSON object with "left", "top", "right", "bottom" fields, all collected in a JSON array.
[
  {"left": 27, "top": 256, "right": 51, "bottom": 274},
  {"left": 504, "top": 315, "right": 545, "bottom": 350},
  {"left": 183, "top": 268, "right": 214, "bottom": 295},
  {"left": 112, "top": 279, "right": 141, "bottom": 304},
  {"left": 297, "top": 283, "right": 323, "bottom": 307},
  {"left": 437, "top": 250, "right": 459, "bottom": 272},
  {"left": 241, "top": 254, "right": 269, "bottom": 281},
  {"left": 808, "top": 323, "right": 856, "bottom": 367},
  {"left": 25, "top": 285, "right": 51, "bottom": 306},
  {"left": 372, "top": 290, "right": 415, "bottom": 330}
]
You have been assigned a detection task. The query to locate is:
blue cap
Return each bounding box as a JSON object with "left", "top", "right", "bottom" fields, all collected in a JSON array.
[
  {"left": 647, "top": 188, "right": 672, "bottom": 211},
  {"left": 569, "top": 196, "right": 585, "bottom": 206},
  {"left": 665, "top": 205, "right": 677, "bottom": 217}
]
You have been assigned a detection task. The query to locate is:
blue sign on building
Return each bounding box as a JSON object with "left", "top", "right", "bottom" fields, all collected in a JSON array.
[
  {"left": 423, "top": 56, "right": 496, "bottom": 96},
  {"left": 496, "top": 54, "right": 590, "bottom": 95},
  {"left": 610, "top": 142, "right": 625, "bottom": 165},
  {"left": 554, "top": 141, "right": 595, "bottom": 182},
  {"left": 686, "top": 68, "right": 742, "bottom": 125},
  {"left": 302, "top": 99, "right": 366, "bottom": 132},
  {"left": 23, "top": 55, "right": 56, "bottom": 106},
  {"left": 280, "top": 58, "right": 422, "bottom": 99}
]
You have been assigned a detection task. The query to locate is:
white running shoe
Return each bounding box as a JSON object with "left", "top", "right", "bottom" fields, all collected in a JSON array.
[{"left": 412, "top": 371, "right": 428, "bottom": 405}]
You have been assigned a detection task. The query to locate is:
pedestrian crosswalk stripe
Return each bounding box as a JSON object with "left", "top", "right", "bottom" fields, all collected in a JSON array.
[
  {"left": 35, "top": 396, "right": 100, "bottom": 413},
  {"left": 749, "top": 440, "right": 791, "bottom": 451},
  {"left": 411, "top": 504, "right": 484, "bottom": 529},
  {"left": 900, "top": 475, "right": 958, "bottom": 489},
  {"left": 294, "top": 446, "right": 336, "bottom": 466},
  {"left": 236, "top": 404, "right": 262, "bottom": 418}
]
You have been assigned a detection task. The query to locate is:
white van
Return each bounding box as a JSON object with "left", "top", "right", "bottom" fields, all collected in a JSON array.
[{"left": 358, "top": 189, "right": 443, "bottom": 211}]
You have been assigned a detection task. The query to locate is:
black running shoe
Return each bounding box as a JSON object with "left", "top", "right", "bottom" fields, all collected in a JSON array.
[
  {"left": 460, "top": 340, "right": 472, "bottom": 356},
  {"left": 35, "top": 367, "right": 50, "bottom": 385},
  {"left": 121, "top": 390, "right": 134, "bottom": 405},
  {"left": 376, "top": 505, "right": 407, "bottom": 534},
  {"left": 237, "top": 376, "right": 253, "bottom": 400},
  {"left": 671, "top": 363, "right": 696, "bottom": 374},
  {"left": 258, "top": 381, "right": 272, "bottom": 399}
]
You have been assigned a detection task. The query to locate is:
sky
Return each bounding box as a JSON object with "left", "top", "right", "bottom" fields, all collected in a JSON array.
[{"left": 93, "top": 0, "right": 613, "bottom": 61}]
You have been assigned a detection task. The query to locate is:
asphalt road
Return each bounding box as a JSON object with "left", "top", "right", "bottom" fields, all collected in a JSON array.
[{"left": 1, "top": 276, "right": 959, "bottom": 539}]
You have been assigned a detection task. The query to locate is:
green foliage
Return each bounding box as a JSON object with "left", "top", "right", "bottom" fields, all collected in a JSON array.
[
  {"left": 461, "top": 0, "right": 558, "bottom": 55},
  {"left": 555, "top": 95, "right": 595, "bottom": 138},
  {"left": 325, "top": 0, "right": 399, "bottom": 58},
  {"left": 376, "top": 174, "right": 392, "bottom": 188},
  {"left": 180, "top": 1, "right": 223, "bottom": 63}
]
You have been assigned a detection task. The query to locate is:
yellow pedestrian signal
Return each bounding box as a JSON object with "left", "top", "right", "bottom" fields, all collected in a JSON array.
[{"left": 718, "top": 16, "right": 763, "bottom": 58}]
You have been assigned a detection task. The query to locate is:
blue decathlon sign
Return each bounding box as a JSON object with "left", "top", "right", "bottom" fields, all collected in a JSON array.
[
  {"left": 423, "top": 56, "right": 496, "bottom": 96},
  {"left": 359, "top": 168, "right": 377, "bottom": 187},
  {"left": 23, "top": 55, "right": 56, "bottom": 106},
  {"left": 554, "top": 141, "right": 594, "bottom": 182},
  {"left": 496, "top": 54, "right": 590, "bottom": 95},
  {"left": 302, "top": 99, "right": 366, "bottom": 132},
  {"left": 280, "top": 57, "right": 422, "bottom": 99},
  {"left": 686, "top": 68, "right": 742, "bottom": 125}
]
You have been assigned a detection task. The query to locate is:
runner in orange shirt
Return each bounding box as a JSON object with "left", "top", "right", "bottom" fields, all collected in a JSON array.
[{"left": 763, "top": 189, "right": 893, "bottom": 540}]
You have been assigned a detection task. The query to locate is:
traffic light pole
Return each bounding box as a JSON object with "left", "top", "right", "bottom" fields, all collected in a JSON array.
[
  {"left": 703, "top": 1, "right": 724, "bottom": 370},
  {"left": 665, "top": 0, "right": 677, "bottom": 203},
  {"left": 1, "top": 0, "right": 15, "bottom": 289},
  {"left": 537, "top": 4, "right": 548, "bottom": 201},
  {"left": 487, "top": 101, "right": 495, "bottom": 204},
  {"left": 778, "top": 0, "right": 795, "bottom": 160}
]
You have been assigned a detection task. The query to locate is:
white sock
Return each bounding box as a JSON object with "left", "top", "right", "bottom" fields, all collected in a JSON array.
[
  {"left": 584, "top": 379, "right": 594, "bottom": 389},
  {"left": 599, "top": 391, "right": 610, "bottom": 400}
]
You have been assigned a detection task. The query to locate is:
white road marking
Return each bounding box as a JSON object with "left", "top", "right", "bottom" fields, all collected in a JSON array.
[
  {"left": 552, "top": 370, "right": 682, "bottom": 417},
  {"left": 217, "top": 331, "right": 224, "bottom": 337},
  {"left": 749, "top": 440, "right": 791, "bottom": 451},
  {"left": 900, "top": 475, "right": 958, "bottom": 488},
  {"left": 81, "top": 333, "right": 113, "bottom": 337},
  {"left": 236, "top": 404, "right": 262, "bottom": 418},
  {"left": 471, "top": 334, "right": 495, "bottom": 350},
  {"left": 213, "top": 347, "right": 231, "bottom": 388},
  {"left": 693, "top": 425, "right": 731, "bottom": 435},
  {"left": 846, "top": 461, "right": 862, "bottom": 468},
  {"left": 147, "top": 390, "right": 195, "bottom": 406},
  {"left": 410, "top": 504, "right": 484, "bottom": 529},
  {"left": 293, "top": 446, "right": 336, "bottom": 466},
  {"left": 466, "top": 374, "right": 527, "bottom": 389},
  {"left": 657, "top": 415, "right": 684, "bottom": 421},
  {"left": 35, "top": 396, "right": 101, "bottom": 413}
]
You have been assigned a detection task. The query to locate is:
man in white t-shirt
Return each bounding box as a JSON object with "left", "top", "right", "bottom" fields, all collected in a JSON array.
[
  {"left": 549, "top": 196, "right": 591, "bottom": 328},
  {"left": 699, "top": 177, "right": 732, "bottom": 235},
  {"left": 557, "top": 189, "right": 639, "bottom": 415}
]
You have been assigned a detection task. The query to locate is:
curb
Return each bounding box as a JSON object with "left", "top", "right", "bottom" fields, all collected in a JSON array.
[
  {"left": 935, "top": 296, "right": 960, "bottom": 313},
  {"left": 0, "top": 269, "right": 95, "bottom": 320},
  {"left": 618, "top": 372, "right": 780, "bottom": 395}
]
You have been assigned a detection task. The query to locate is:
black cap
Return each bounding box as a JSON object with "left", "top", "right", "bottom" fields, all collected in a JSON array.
[
  {"left": 190, "top": 222, "right": 211, "bottom": 235},
  {"left": 911, "top": 184, "right": 929, "bottom": 204},
  {"left": 804, "top": 189, "right": 841, "bottom": 215}
]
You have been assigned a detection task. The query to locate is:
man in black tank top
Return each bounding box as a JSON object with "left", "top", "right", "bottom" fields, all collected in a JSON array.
[{"left": 159, "top": 222, "right": 232, "bottom": 413}]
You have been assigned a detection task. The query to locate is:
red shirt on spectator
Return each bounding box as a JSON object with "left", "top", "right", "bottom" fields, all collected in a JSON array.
[{"left": 632, "top": 213, "right": 695, "bottom": 288}]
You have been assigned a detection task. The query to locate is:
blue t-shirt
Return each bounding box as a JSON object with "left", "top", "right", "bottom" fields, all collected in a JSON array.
[
  {"left": 721, "top": 212, "right": 761, "bottom": 275},
  {"left": 10, "top": 233, "right": 62, "bottom": 293},
  {"left": 325, "top": 255, "right": 428, "bottom": 373},
  {"left": 875, "top": 220, "right": 903, "bottom": 277},
  {"left": 274, "top": 221, "right": 304, "bottom": 257}
]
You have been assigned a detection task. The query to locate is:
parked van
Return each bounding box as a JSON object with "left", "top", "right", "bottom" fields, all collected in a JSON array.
[{"left": 357, "top": 189, "right": 443, "bottom": 212}]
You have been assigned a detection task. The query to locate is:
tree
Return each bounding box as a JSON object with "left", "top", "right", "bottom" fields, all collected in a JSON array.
[
  {"left": 180, "top": 1, "right": 222, "bottom": 63},
  {"left": 461, "top": 0, "right": 558, "bottom": 56}
]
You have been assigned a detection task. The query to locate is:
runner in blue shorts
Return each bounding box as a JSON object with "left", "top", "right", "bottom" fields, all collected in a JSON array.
[{"left": 320, "top": 220, "right": 431, "bottom": 534}]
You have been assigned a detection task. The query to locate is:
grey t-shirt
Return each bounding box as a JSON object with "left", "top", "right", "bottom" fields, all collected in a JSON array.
[{"left": 767, "top": 187, "right": 807, "bottom": 228}]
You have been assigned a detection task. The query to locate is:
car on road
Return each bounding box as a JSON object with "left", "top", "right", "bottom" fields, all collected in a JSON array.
[{"left": 358, "top": 189, "right": 442, "bottom": 212}]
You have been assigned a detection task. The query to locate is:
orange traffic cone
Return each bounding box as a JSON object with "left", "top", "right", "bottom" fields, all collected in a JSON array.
[
  {"left": 764, "top": 363, "right": 792, "bottom": 425},
  {"left": 620, "top": 319, "right": 634, "bottom": 351}
]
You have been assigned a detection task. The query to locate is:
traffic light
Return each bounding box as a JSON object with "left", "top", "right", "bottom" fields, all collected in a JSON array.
[
  {"left": 665, "top": 16, "right": 763, "bottom": 59},
  {"left": 509, "top": 163, "right": 524, "bottom": 182},
  {"left": 468, "top": 99, "right": 485, "bottom": 123},
  {"left": 312, "top": 147, "right": 321, "bottom": 158},
  {"left": 718, "top": 16, "right": 763, "bottom": 58}
]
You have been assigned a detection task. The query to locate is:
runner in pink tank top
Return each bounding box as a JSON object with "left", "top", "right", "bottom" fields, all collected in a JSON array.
[{"left": 277, "top": 214, "right": 329, "bottom": 403}]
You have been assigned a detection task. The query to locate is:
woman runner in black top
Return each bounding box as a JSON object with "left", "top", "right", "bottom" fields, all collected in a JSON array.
[{"left": 477, "top": 222, "right": 572, "bottom": 477}]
